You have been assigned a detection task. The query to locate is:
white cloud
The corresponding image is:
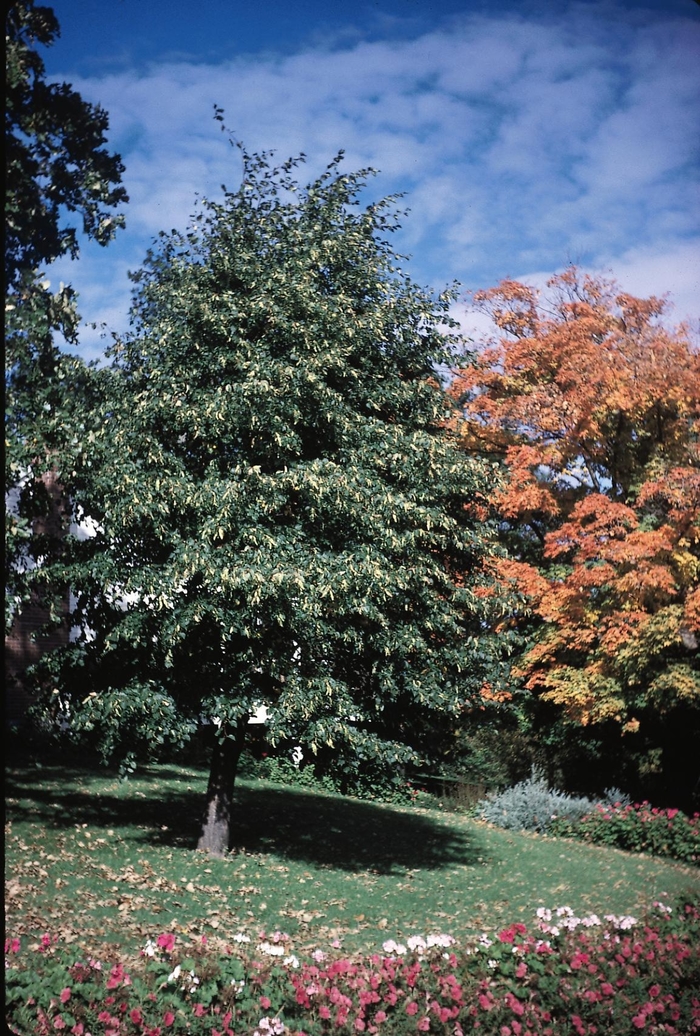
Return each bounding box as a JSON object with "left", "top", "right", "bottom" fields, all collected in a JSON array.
[{"left": 46, "top": 3, "right": 699, "bottom": 357}]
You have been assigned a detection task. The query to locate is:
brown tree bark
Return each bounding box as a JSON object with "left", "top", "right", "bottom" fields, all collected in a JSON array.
[{"left": 196, "top": 722, "right": 246, "bottom": 855}]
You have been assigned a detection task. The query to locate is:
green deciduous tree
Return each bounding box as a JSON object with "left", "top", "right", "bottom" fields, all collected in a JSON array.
[
  {"left": 39, "top": 144, "right": 514, "bottom": 854},
  {"left": 5, "top": 0, "right": 127, "bottom": 628}
]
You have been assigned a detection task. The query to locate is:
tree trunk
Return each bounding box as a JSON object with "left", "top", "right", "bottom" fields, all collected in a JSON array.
[{"left": 197, "top": 722, "right": 246, "bottom": 855}]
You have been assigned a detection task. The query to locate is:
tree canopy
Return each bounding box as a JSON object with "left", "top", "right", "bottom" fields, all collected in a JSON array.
[
  {"left": 36, "top": 146, "right": 514, "bottom": 852},
  {"left": 450, "top": 268, "right": 699, "bottom": 805},
  {"left": 5, "top": 0, "right": 127, "bottom": 629}
]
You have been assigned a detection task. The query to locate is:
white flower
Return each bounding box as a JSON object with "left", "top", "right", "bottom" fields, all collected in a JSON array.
[
  {"left": 142, "top": 940, "right": 157, "bottom": 957},
  {"left": 284, "top": 955, "right": 300, "bottom": 969},
  {"left": 382, "top": 940, "right": 407, "bottom": 955},
  {"left": 407, "top": 935, "right": 427, "bottom": 952},
  {"left": 312, "top": 949, "right": 326, "bottom": 962},
  {"left": 604, "top": 914, "right": 637, "bottom": 930},
  {"left": 259, "top": 941, "right": 285, "bottom": 956},
  {"left": 254, "top": 1018, "right": 286, "bottom": 1035},
  {"left": 536, "top": 908, "right": 552, "bottom": 921},
  {"left": 234, "top": 932, "right": 251, "bottom": 943},
  {"left": 167, "top": 964, "right": 182, "bottom": 983},
  {"left": 487, "top": 959, "right": 498, "bottom": 969},
  {"left": 426, "top": 933, "right": 455, "bottom": 948},
  {"left": 478, "top": 934, "right": 493, "bottom": 948},
  {"left": 561, "top": 916, "right": 582, "bottom": 930}
]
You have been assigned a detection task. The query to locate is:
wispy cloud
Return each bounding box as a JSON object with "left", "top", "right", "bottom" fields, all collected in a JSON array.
[{"left": 48, "top": 1, "right": 700, "bottom": 359}]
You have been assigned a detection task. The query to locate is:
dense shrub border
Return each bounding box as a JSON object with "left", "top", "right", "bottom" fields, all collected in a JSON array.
[
  {"left": 6, "top": 899, "right": 700, "bottom": 1035},
  {"left": 478, "top": 777, "right": 700, "bottom": 865},
  {"left": 549, "top": 802, "right": 700, "bottom": 865}
]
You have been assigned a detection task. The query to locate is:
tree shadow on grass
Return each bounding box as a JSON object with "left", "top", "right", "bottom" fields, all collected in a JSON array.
[
  {"left": 5, "top": 763, "right": 489, "bottom": 875},
  {"left": 229, "top": 783, "right": 486, "bottom": 873}
]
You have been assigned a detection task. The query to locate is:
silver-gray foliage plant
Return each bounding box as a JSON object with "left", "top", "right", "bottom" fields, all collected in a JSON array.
[{"left": 478, "top": 773, "right": 597, "bottom": 834}]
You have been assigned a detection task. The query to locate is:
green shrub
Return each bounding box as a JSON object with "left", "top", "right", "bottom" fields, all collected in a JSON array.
[{"left": 237, "top": 749, "right": 421, "bottom": 806}]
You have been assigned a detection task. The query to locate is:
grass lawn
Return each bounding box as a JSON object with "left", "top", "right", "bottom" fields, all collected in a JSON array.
[{"left": 5, "top": 760, "right": 700, "bottom": 962}]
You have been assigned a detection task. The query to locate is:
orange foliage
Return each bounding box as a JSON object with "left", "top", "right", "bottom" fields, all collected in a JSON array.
[{"left": 452, "top": 267, "right": 700, "bottom": 729}]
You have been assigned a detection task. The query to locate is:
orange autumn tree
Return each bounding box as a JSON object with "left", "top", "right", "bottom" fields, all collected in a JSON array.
[{"left": 450, "top": 267, "right": 699, "bottom": 805}]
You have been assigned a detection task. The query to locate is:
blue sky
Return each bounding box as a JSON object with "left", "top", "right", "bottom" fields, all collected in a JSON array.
[{"left": 41, "top": 0, "right": 700, "bottom": 360}]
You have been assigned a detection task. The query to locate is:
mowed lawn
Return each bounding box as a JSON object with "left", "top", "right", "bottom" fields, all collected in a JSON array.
[{"left": 5, "top": 761, "right": 700, "bottom": 961}]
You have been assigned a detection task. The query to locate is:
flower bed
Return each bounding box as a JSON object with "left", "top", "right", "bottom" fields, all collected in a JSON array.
[
  {"left": 549, "top": 802, "right": 700, "bottom": 864},
  {"left": 6, "top": 899, "right": 700, "bottom": 1035}
]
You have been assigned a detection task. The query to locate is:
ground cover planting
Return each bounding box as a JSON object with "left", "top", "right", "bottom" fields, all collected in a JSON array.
[
  {"left": 5, "top": 761, "right": 700, "bottom": 1033},
  {"left": 6, "top": 897, "right": 700, "bottom": 1034},
  {"left": 550, "top": 802, "right": 700, "bottom": 865}
]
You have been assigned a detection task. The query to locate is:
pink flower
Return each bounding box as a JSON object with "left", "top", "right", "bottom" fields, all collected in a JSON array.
[
  {"left": 59, "top": 988, "right": 71, "bottom": 1004},
  {"left": 163, "top": 1011, "right": 175, "bottom": 1026},
  {"left": 417, "top": 1017, "right": 430, "bottom": 1032},
  {"left": 406, "top": 1001, "right": 419, "bottom": 1016},
  {"left": 260, "top": 996, "right": 272, "bottom": 1010},
  {"left": 649, "top": 984, "right": 661, "bottom": 999},
  {"left": 5, "top": 937, "right": 20, "bottom": 954},
  {"left": 157, "top": 933, "right": 176, "bottom": 953},
  {"left": 193, "top": 1004, "right": 206, "bottom": 1017},
  {"left": 632, "top": 1014, "right": 647, "bottom": 1028}
]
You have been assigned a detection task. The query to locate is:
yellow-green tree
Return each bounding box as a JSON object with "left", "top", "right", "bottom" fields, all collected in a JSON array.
[{"left": 37, "top": 147, "right": 514, "bottom": 853}]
